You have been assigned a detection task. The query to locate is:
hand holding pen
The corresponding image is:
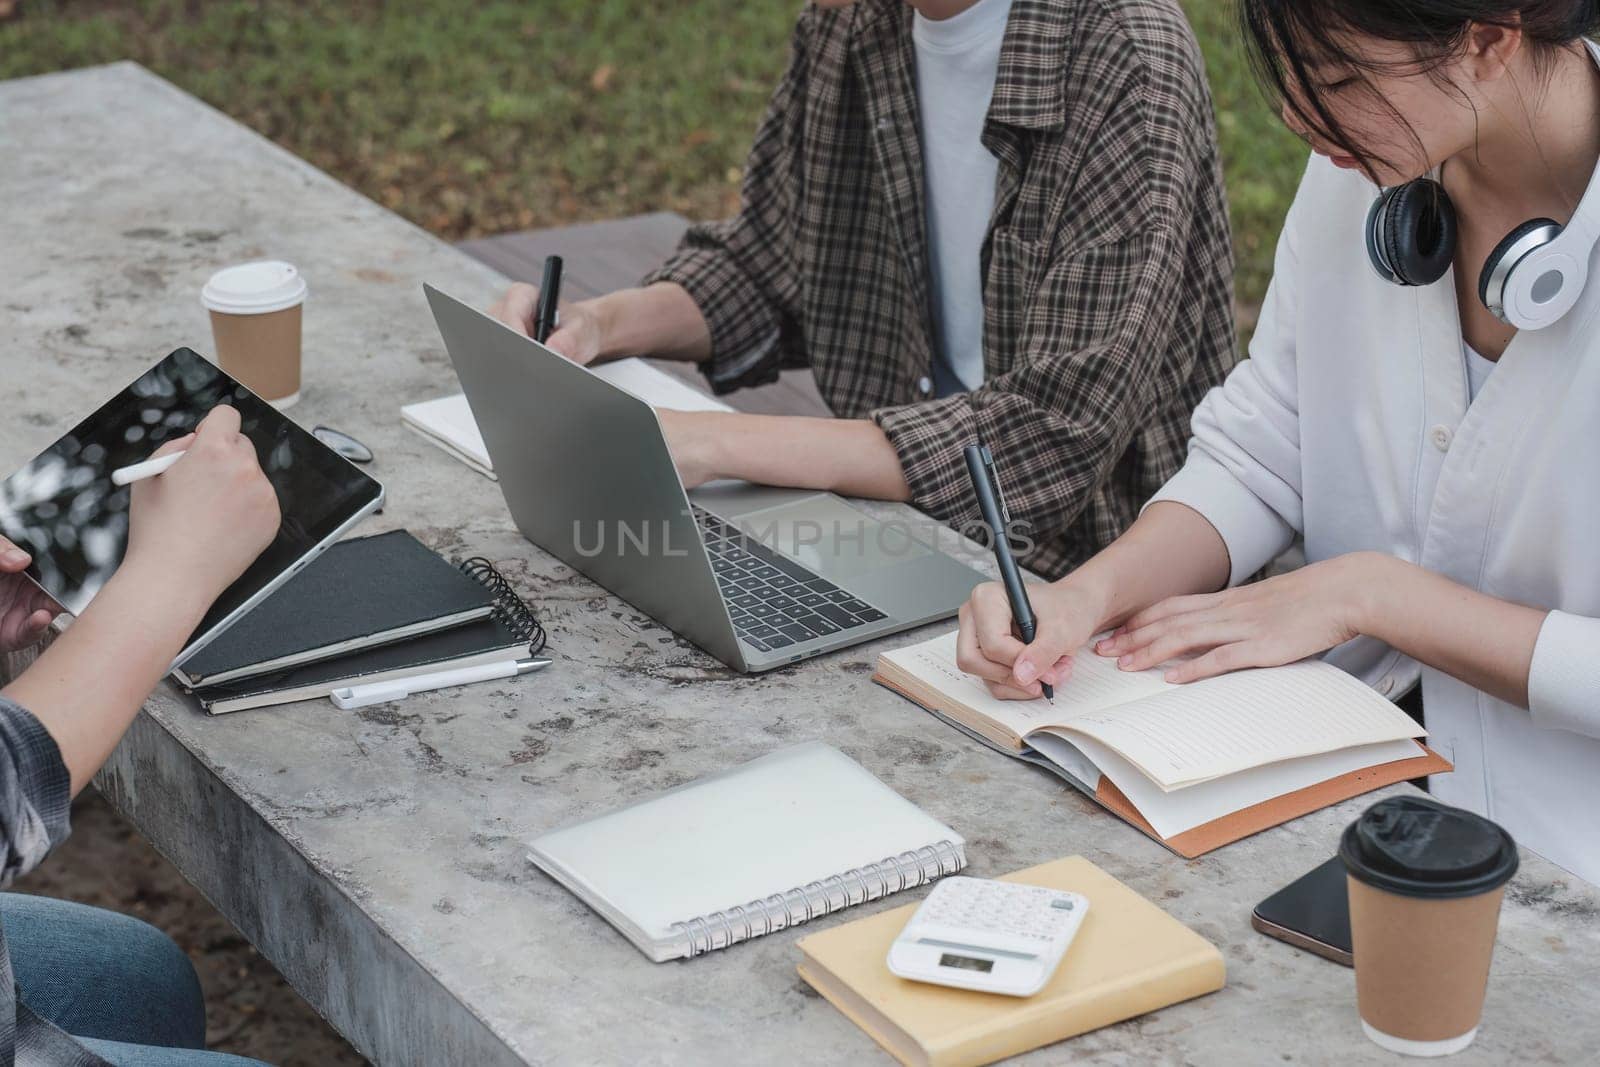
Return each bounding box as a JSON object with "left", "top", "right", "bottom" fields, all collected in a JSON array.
[
  {"left": 963, "top": 443, "right": 1053, "bottom": 703},
  {"left": 486, "top": 255, "right": 606, "bottom": 365}
]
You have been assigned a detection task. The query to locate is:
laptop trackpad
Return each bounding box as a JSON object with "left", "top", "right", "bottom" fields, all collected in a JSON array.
[{"left": 728, "top": 496, "right": 932, "bottom": 582}]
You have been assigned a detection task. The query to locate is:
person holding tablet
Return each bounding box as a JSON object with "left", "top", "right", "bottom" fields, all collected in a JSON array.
[
  {"left": 0, "top": 406, "right": 279, "bottom": 1065},
  {"left": 492, "top": 0, "right": 1237, "bottom": 579},
  {"left": 956, "top": 0, "right": 1600, "bottom": 884}
]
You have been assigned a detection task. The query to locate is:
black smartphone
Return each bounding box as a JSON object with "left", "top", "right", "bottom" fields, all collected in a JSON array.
[{"left": 1251, "top": 857, "right": 1352, "bottom": 966}]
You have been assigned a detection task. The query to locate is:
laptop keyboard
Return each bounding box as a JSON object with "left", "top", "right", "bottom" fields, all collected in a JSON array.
[{"left": 693, "top": 507, "right": 888, "bottom": 653}]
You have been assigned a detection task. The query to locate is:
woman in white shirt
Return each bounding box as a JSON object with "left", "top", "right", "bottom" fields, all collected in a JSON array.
[{"left": 955, "top": 0, "right": 1600, "bottom": 884}]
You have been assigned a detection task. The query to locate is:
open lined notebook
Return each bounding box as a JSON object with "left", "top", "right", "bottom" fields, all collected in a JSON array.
[
  {"left": 876, "top": 633, "right": 1450, "bottom": 857},
  {"left": 526, "top": 743, "right": 965, "bottom": 961}
]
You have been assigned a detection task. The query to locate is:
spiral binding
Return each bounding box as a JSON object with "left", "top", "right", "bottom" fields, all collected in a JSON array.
[
  {"left": 457, "top": 557, "right": 547, "bottom": 656},
  {"left": 669, "top": 839, "right": 966, "bottom": 958}
]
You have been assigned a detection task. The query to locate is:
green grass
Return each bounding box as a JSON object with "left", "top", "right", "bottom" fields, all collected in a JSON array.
[
  {"left": 1183, "top": 0, "right": 1308, "bottom": 327},
  {"left": 0, "top": 0, "right": 1306, "bottom": 323}
]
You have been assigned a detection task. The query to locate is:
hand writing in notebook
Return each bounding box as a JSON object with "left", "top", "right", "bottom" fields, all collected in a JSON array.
[
  {"left": 958, "top": 549, "right": 1371, "bottom": 699},
  {"left": 956, "top": 582, "right": 1095, "bottom": 701}
]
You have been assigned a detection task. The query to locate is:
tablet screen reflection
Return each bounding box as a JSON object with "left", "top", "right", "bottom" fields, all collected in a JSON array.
[{"left": 0, "top": 349, "right": 381, "bottom": 644}]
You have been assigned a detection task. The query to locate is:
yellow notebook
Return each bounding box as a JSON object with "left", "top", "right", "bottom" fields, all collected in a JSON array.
[{"left": 796, "top": 857, "right": 1225, "bottom": 1067}]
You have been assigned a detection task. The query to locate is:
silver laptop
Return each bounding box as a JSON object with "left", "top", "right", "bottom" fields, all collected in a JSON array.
[{"left": 425, "top": 285, "right": 987, "bottom": 672}]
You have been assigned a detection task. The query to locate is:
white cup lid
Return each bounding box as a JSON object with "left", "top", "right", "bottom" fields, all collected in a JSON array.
[{"left": 201, "top": 260, "right": 308, "bottom": 315}]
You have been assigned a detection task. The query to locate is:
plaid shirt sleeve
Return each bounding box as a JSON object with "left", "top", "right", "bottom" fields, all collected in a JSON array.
[
  {"left": 873, "top": 26, "right": 1232, "bottom": 543},
  {"left": 0, "top": 696, "right": 70, "bottom": 887},
  {"left": 639, "top": 10, "right": 811, "bottom": 394},
  {"left": 0, "top": 696, "right": 111, "bottom": 1067}
]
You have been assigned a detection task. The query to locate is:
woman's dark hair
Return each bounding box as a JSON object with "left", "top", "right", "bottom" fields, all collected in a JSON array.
[{"left": 1240, "top": 0, "right": 1600, "bottom": 176}]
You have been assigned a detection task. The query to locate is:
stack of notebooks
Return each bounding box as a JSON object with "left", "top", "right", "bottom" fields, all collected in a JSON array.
[
  {"left": 797, "top": 856, "right": 1226, "bottom": 1067},
  {"left": 876, "top": 631, "right": 1450, "bottom": 856},
  {"left": 178, "top": 530, "right": 543, "bottom": 713}
]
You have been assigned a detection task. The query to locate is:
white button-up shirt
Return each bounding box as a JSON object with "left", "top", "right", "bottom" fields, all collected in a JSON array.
[{"left": 1151, "top": 152, "right": 1600, "bottom": 885}]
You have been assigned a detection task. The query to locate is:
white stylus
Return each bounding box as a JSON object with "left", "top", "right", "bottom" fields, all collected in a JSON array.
[
  {"left": 329, "top": 657, "right": 552, "bottom": 710},
  {"left": 111, "top": 451, "right": 186, "bottom": 486}
]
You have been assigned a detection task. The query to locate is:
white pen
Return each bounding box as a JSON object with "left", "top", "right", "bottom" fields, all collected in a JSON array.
[
  {"left": 110, "top": 451, "right": 186, "bottom": 487},
  {"left": 329, "top": 657, "right": 552, "bottom": 710}
]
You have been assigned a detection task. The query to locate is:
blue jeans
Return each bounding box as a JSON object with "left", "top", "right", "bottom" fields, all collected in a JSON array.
[{"left": 2, "top": 893, "right": 271, "bottom": 1066}]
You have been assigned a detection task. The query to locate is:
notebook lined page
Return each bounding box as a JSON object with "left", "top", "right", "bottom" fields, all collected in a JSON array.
[
  {"left": 1043, "top": 731, "right": 1426, "bottom": 838},
  {"left": 1058, "top": 660, "right": 1425, "bottom": 790},
  {"left": 880, "top": 633, "right": 1168, "bottom": 748}
]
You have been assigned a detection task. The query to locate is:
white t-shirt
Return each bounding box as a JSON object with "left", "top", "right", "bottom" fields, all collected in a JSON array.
[
  {"left": 1465, "top": 341, "right": 1496, "bottom": 402},
  {"left": 912, "top": 0, "right": 1013, "bottom": 397}
]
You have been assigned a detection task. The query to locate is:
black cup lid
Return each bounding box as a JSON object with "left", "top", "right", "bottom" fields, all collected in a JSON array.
[{"left": 1339, "top": 796, "right": 1518, "bottom": 899}]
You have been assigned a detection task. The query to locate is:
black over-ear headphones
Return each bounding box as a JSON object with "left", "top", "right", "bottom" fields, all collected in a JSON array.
[{"left": 1366, "top": 177, "right": 1597, "bottom": 330}]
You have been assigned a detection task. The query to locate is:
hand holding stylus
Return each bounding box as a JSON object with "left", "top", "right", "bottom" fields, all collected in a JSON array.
[
  {"left": 122, "top": 408, "right": 280, "bottom": 603},
  {"left": 111, "top": 450, "right": 187, "bottom": 486}
]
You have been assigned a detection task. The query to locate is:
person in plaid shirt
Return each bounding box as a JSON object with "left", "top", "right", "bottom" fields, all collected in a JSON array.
[{"left": 493, "top": 0, "right": 1236, "bottom": 578}]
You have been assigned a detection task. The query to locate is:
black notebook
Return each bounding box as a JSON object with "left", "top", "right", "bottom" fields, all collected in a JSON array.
[
  {"left": 192, "top": 615, "right": 534, "bottom": 714},
  {"left": 174, "top": 530, "right": 495, "bottom": 689}
]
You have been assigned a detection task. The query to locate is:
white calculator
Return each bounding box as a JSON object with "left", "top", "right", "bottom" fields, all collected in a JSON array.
[{"left": 887, "top": 877, "right": 1089, "bottom": 997}]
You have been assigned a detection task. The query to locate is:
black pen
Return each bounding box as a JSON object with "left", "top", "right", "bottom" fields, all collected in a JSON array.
[
  {"left": 963, "top": 443, "right": 1053, "bottom": 703},
  {"left": 533, "top": 254, "right": 563, "bottom": 343}
]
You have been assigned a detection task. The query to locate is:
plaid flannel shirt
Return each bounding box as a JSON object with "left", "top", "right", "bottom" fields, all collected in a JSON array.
[
  {"left": 0, "top": 697, "right": 105, "bottom": 1066},
  {"left": 644, "top": 0, "right": 1237, "bottom": 577}
]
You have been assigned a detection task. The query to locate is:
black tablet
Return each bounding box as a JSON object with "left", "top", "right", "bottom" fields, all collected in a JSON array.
[{"left": 0, "top": 348, "right": 384, "bottom": 666}]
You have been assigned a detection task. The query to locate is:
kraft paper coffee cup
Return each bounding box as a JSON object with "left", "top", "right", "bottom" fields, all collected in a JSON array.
[
  {"left": 201, "top": 261, "right": 307, "bottom": 408},
  {"left": 1340, "top": 796, "right": 1518, "bottom": 1058}
]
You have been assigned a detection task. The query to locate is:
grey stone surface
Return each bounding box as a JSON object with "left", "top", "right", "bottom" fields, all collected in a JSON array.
[{"left": 3, "top": 63, "right": 1597, "bottom": 1066}]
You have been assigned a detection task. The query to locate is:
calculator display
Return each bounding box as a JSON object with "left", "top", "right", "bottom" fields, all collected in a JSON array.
[{"left": 938, "top": 953, "right": 994, "bottom": 973}]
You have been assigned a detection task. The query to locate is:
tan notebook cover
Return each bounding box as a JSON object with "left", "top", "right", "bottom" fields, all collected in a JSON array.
[
  {"left": 796, "top": 856, "right": 1225, "bottom": 1067},
  {"left": 873, "top": 670, "right": 1451, "bottom": 859}
]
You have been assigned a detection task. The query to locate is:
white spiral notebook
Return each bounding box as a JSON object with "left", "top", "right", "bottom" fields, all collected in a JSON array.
[{"left": 526, "top": 743, "right": 966, "bottom": 962}]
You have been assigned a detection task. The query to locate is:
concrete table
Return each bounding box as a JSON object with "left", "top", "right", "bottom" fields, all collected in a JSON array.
[{"left": 3, "top": 63, "right": 1597, "bottom": 1066}]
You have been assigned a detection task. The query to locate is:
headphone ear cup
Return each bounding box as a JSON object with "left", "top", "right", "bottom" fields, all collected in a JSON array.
[
  {"left": 1382, "top": 179, "right": 1457, "bottom": 286},
  {"left": 1365, "top": 188, "right": 1402, "bottom": 282},
  {"left": 1478, "top": 217, "right": 1562, "bottom": 316}
]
